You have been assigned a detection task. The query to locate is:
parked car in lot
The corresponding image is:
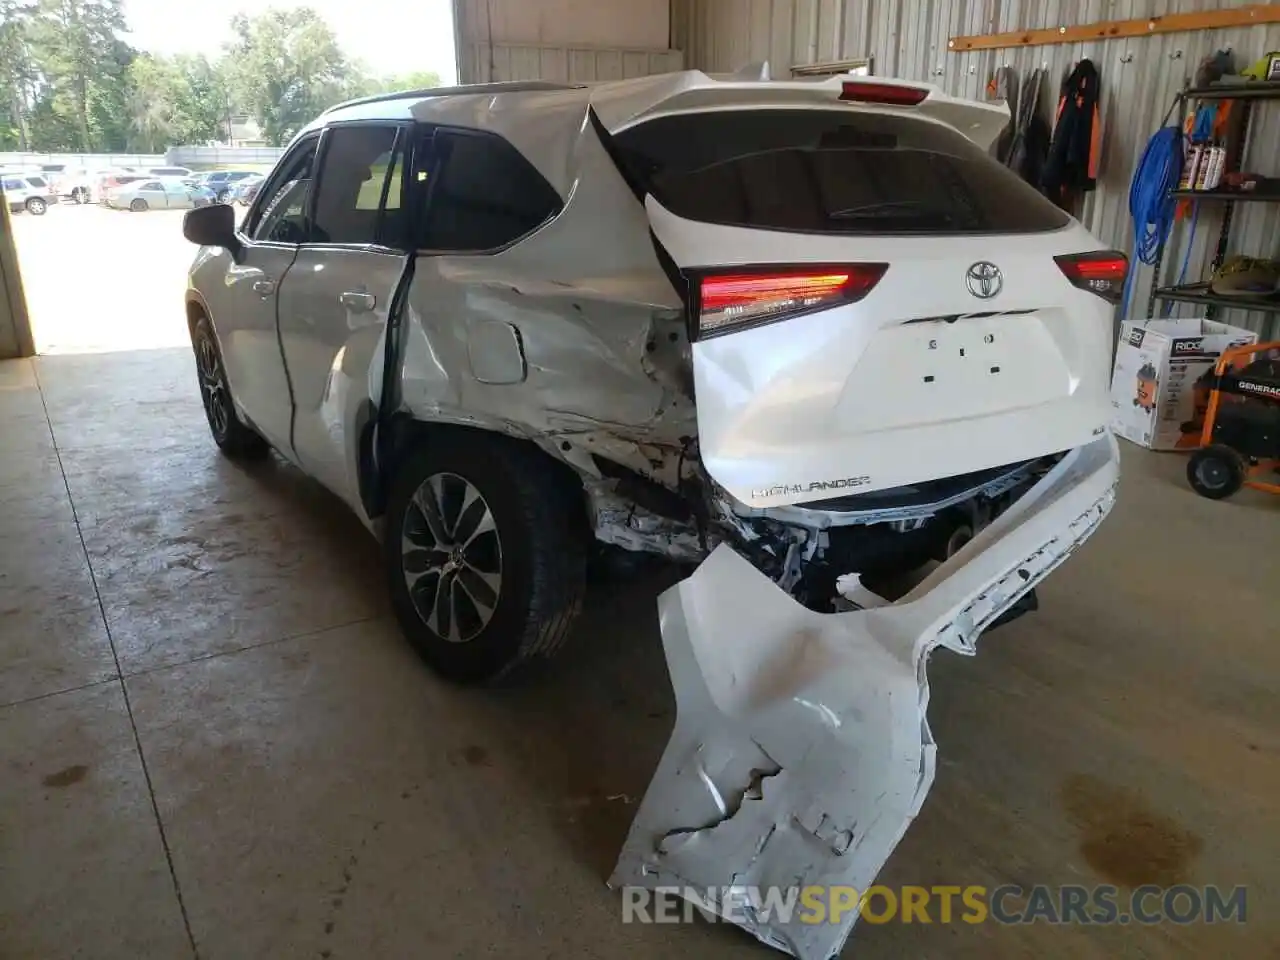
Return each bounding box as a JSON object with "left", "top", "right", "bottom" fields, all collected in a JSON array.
[
  {"left": 233, "top": 174, "right": 265, "bottom": 205},
  {"left": 110, "top": 177, "right": 214, "bottom": 211},
  {"left": 0, "top": 173, "right": 55, "bottom": 214},
  {"left": 145, "top": 165, "right": 193, "bottom": 179},
  {"left": 195, "top": 169, "right": 261, "bottom": 203},
  {"left": 2, "top": 175, "right": 42, "bottom": 214},
  {"left": 97, "top": 170, "right": 147, "bottom": 203}
]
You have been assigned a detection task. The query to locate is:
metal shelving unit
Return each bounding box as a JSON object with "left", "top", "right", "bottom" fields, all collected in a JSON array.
[{"left": 1146, "top": 82, "right": 1280, "bottom": 322}]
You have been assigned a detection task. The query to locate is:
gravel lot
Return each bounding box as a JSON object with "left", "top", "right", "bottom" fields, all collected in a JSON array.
[{"left": 11, "top": 204, "right": 206, "bottom": 354}]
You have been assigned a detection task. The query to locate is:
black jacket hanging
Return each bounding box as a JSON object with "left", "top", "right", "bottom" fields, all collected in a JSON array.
[
  {"left": 1006, "top": 68, "right": 1050, "bottom": 189},
  {"left": 1042, "top": 59, "right": 1103, "bottom": 206}
]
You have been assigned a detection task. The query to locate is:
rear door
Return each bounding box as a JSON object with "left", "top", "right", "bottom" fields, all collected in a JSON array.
[
  {"left": 610, "top": 99, "right": 1119, "bottom": 508},
  {"left": 275, "top": 121, "right": 413, "bottom": 507}
]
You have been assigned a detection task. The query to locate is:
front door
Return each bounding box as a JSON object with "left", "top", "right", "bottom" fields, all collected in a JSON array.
[
  {"left": 206, "top": 135, "right": 321, "bottom": 451},
  {"left": 276, "top": 122, "right": 413, "bottom": 509}
]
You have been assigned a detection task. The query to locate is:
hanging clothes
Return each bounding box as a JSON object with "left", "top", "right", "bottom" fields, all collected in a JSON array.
[
  {"left": 1043, "top": 59, "right": 1103, "bottom": 210},
  {"left": 1005, "top": 68, "right": 1050, "bottom": 189}
]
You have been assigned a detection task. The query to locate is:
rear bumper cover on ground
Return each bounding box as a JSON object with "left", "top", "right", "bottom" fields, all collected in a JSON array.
[{"left": 610, "top": 432, "right": 1119, "bottom": 959}]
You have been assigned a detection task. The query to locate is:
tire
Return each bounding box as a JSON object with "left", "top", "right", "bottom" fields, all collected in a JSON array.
[
  {"left": 216, "top": 189, "right": 231, "bottom": 204},
  {"left": 385, "top": 434, "right": 587, "bottom": 684},
  {"left": 25, "top": 197, "right": 46, "bottom": 215},
  {"left": 72, "top": 187, "right": 88, "bottom": 204},
  {"left": 1187, "top": 444, "right": 1246, "bottom": 500},
  {"left": 190, "top": 314, "right": 270, "bottom": 459},
  {"left": 129, "top": 198, "right": 147, "bottom": 212}
]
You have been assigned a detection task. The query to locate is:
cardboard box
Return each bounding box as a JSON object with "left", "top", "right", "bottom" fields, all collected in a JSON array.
[{"left": 1109, "top": 318, "right": 1258, "bottom": 450}]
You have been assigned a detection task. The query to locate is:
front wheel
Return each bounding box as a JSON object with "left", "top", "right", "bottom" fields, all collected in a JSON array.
[
  {"left": 72, "top": 187, "right": 89, "bottom": 204},
  {"left": 25, "top": 197, "right": 46, "bottom": 215},
  {"left": 129, "top": 198, "right": 147, "bottom": 212},
  {"left": 1187, "top": 444, "right": 1246, "bottom": 500},
  {"left": 191, "top": 315, "right": 269, "bottom": 459},
  {"left": 385, "top": 435, "right": 587, "bottom": 684},
  {"left": 216, "top": 189, "right": 231, "bottom": 204}
]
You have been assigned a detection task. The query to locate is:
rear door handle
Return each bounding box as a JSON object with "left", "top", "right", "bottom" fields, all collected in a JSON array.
[
  {"left": 339, "top": 291, "right": 376, "bottom": 313},
  {"left": 252, "top": 279, "right": 275, "bottom": 296}
]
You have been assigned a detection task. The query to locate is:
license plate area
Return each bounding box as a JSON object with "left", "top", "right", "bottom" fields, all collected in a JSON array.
[{"left": 839, "top": 314, "right": 1068, "bottom": 430}]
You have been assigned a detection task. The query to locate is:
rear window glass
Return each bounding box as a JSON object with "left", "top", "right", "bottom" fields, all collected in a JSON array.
[{"left": 613, "top": 108, "right": 1069, "bottom": 235}]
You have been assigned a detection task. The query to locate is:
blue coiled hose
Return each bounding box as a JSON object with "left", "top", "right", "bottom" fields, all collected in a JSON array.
[{"left": 1123, "top": 125, "right": 1184, "bottom": 318}]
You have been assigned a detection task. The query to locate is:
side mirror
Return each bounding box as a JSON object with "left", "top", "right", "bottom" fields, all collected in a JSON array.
[{"left": 183, "top": 203, "right": 242, "bottom": 260}]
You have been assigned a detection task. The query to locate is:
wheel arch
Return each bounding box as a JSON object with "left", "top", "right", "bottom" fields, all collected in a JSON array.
[{"left": 364, "top": 416, "right": 591, "bottom": 537}]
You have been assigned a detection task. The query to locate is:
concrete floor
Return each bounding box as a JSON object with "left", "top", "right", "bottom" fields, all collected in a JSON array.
[{"left": 1, "top": 347, "right": 1277, "bottom": 959}]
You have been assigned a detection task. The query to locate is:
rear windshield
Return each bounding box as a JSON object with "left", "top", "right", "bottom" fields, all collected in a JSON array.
[{"left": 612, "top": 108, "right": 1070, "bottom": 235}]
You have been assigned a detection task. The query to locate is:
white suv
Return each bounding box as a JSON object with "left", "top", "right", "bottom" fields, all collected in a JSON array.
[
  {"left": 184, "top": 72, "right": 1121, "bottom": 954},
  {"left": 2, "top": 173, "right": 51, "bottom": 215}
]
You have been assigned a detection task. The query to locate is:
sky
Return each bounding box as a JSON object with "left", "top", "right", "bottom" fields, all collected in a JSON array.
[{"left": 122, "top": 0, "right": 459, "bottom": 83}]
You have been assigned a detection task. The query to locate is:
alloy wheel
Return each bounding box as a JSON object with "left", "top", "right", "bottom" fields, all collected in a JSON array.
[
  {"left": 401, "top": 473, "right": 503, "bottom": 643},
  {"left": 195, "top": 335, "right": 230, "bottom": 440}
]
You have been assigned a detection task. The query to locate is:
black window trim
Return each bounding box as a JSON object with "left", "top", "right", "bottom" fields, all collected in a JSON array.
[
  {"left": 414, "top": 123, "right": 564, "bottom": 257},
  {"left": 238, "top": 131, "right": 323, "bottom": 248},
  {"left": 306, "top": 118, "right": 415, "bottom": 253}
]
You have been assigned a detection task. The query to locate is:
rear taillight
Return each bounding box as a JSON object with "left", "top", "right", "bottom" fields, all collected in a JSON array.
[
  {"left": 1055, "top": 251, "right": 1128, "bottom": 304},
  {"left": 840, "top": 81, "right": 929, "bottom": 106},
  {"left": 696, "top": 265, "right": 888, "bottom": 338}
]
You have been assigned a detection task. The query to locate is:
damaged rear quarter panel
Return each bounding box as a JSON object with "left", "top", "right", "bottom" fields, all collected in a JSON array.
[{"left": 397, "top": 99, "right": 692, "bottom": 455}]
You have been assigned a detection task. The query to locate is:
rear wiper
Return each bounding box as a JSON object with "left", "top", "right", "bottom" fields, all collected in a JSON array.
[{"left": 827, "top": 200, "right": 947, "bottom": 220}]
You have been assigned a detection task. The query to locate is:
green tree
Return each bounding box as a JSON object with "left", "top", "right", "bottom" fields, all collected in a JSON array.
[
  {"left": 125, "top": 53, "right": 229, "bottom": 150},
  {"left": 126, "top": 53, "right": 178, "bottom": 151},
  {"left": 386, "top": 70, "right": 443, "bottom": 91},
  {"left": 225, "top": 6, "right": 351, "bottom": 146},
  {"left": 0, "top": 0, "right": 36, "bottom": 149},
  {"left": 26, "top": 0, "right": 132, "bottom": 150},
  {"left": 171, "top": 54, "right": 230, "bottom": 144}
]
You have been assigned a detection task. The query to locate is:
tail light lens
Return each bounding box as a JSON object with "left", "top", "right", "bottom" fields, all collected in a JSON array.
[
  {"left": 840, "top": 81, "right": 929, "bottom": 106},
  {"left": 696, "top": 265, "right": 888, "bottom": 338},
  {"left": 1055, "top": 251, "right": 1128, "bottom": 304}
]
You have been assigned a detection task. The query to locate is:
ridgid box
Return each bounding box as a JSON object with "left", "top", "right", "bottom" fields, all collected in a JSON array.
[{"left": 1110, "top": 318, "right": 1258, "bottom": 450}]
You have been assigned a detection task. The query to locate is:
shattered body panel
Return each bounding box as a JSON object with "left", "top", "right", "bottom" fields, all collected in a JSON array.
[
  {"left": 610, "top": 434, "right": 1119, "bottom": 959},
  {"left": 391, "top": 91, "right": 695, "bottom": 537}
]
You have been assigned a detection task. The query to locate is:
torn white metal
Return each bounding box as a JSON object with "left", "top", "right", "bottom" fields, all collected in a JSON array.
[{"left": 610, "top": 434, "right": 1118, "bottom": 960}]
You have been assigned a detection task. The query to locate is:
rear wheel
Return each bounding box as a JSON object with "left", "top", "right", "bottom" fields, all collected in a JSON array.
[
  {"left": 1187, "top": 444, "right": 1246, "bottom": 500},
  {"left": 25, "top": 197, "right": 46, "bottom": 215},
  {"left": 191, "top": 315, "right": 269, "bottom": 459},
  {"left": 129, "top": 198, "right": 147, "bottom": 212},
  {"left": 385, "top": 435, "right": 587, "bottom": 684},
  {"left": 72, "top": 187, "right": 89, "bottom": 204},
  {"left": 216, "top": 188, "right": 231, "bottom": 204}
]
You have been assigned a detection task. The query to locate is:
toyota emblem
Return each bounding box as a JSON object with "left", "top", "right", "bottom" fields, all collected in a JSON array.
[{"left": 965, "top": 261, "right": 1003, "bottom": 299}]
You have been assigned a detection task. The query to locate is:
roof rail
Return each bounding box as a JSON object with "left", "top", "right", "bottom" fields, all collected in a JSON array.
[{"left": 321, "top": 81, "right": 585, "bottom": 116}]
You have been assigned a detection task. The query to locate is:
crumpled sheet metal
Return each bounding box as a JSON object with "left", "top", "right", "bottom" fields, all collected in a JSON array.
[{"left": 610, "top": 435, "right": 1119, "bottom": 959}]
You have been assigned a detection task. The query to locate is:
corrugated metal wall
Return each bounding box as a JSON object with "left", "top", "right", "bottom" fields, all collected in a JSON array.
[
  {"left": 672, "top": 0, "right": 1280, "bottom": 337},
  {"left": 459, "top": 43, "right": 684, "bottom": 83},
  {"left": 454, "top": 0, "right": 682, "bottom": 85}
]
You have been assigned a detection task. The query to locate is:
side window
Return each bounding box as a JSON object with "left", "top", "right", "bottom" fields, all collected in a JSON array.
[
  {"left": 311, "top": 124, "right": 403, "bottom": 246},
  {"left": 249, "top": 137, "right": 319, "bottom": 245},
  {"left": 140, "top": 180, "right": 162, "bottom": 191},
  {"left": 419, "top": 130, "right": 561, "bottom": 252}
]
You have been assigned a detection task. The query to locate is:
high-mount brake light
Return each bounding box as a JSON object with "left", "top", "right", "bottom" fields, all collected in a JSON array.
[
  {"left": 839, "top": 82, "right": 929, "bottom": 106},
  {"left": 1054, "top": 251, "right": 1128, "bottom": 304},
  {"left": 697, "top": 265, "right": 888, "bottom": 338}
]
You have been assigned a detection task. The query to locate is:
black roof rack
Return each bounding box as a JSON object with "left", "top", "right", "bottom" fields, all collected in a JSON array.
[{"left": 321, "top": 81, "right": 586, "bottom": 116}]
